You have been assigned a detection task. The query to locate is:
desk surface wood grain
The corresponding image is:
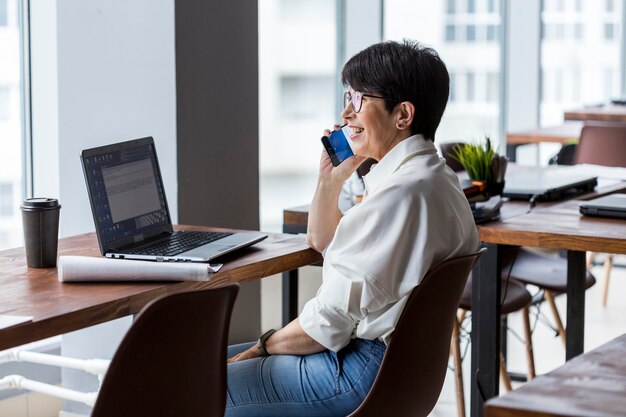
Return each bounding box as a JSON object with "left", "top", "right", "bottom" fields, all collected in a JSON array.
[
  {"left": 0, "top": 225, "right": 321, "bottom": 351},
  {"left": 485, "top": 333, "right": 626, "bottom": 417}
]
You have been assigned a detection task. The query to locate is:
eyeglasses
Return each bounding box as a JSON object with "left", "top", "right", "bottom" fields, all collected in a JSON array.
[{"left": 343, "top": 91, "right": 394, "bottom": 113}]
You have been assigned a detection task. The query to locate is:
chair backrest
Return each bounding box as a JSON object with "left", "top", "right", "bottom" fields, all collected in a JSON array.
[
  {"left": 348, "top": 249, "right": 485, "bottom": 417},
  {"left": 439, "top": 142, "right": 466, "bottom": 172},
  {"left": 91, "top": 285, "right": 239, "bottom": 417},
  {"left": 573, "top": 124, "right": 626, "bottom": 167}
]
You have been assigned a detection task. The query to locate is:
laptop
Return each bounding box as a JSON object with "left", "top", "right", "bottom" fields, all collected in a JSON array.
[
  {"left": 503, "top": 166, "right": 597, "bottom": 201},
  {"left": 81, "top": 137, "right": 268, "bottom": 262},
  {"left": 580, "top": 194, "right": 626, "bottom": 220}
]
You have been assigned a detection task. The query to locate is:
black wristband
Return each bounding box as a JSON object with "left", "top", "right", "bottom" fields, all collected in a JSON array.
[{"left": 257, "top": 329, "right": 277, "bottom": 356}]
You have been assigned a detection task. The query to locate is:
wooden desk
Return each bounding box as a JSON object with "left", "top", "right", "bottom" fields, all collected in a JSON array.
[
  {"left": 484, "top": 333, "right": 626, "bottom": 417},
  {"left": 505, "top": 122, "right": 583, "bottom": 162},
  {"left": 472, "top": 191, "right": 626, "bottom": 417},
  {"left": 564, "top": 104, "right": 626, "bottom": 123},
  {"left": 0, "top": 225, "right": 322, "bottom": 351}
]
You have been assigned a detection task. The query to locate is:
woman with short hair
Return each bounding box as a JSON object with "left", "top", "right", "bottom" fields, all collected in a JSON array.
[{"left": 225, "top": 40, "right": 479, "bottom": 417}]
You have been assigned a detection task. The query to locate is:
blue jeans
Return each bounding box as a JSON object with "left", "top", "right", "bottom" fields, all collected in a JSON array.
[{"left": 225, "top": 338, "right": 386, "bottom": 417}]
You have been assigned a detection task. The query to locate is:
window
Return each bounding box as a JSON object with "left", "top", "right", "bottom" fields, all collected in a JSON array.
[
  {"left": 466, "top": 24, "right": 476, "bottom": 42},
  {"left": 280, "top": 76, "right": 334, "bottom": 119},
  {"left": 385, "top": 0, "right": 502, "bottom": 145},
  {"left": 466, "top": 72, "right": 475, "bottom": 101},
  {"left": 540, "top": 0, "right": 622, "bottom": 125},
  {"left": 259, "top": 0, "right": 336, "bottom": 232},
  {"left": 446, "top": 24, "right": 456, "bottom": 41},
  {"left": 0, "top": 183, "right": 13, "bottom": 216},
  {"left": 604, "top": 22, "right": 615, "bottom": 40},
  {"left": 0, "top": 0, "right": 26, "bottom": 250},
  {"left": 0, "top": 0, "right": 7, "bottom": 26}
]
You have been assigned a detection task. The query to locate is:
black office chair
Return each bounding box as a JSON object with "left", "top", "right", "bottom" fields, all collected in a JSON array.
[{"left": 91, "top": 285, "right": 239, "bottom": 417}]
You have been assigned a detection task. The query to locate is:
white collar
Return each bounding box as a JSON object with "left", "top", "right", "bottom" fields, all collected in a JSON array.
[{"left": 362, "top": 134, "right": 437, "bottom": 195}]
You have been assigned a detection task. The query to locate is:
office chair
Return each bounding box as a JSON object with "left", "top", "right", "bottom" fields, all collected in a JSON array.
[
  {"left": 439, "top": 142, "right": 466, "bottom": 172},
  {"left": 91, "top": 285, "right": 239, "bottom": 417},
  {"left": 347, "top": 248, "right": 485, "bottom": 417},
  {"left": 574, "top": 123, "right": 626, "bottom": 307}
]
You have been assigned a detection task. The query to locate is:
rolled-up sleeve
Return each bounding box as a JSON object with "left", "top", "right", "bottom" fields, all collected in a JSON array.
[{"left": 299, "top": 262, "right": 391, "bottom": 352}]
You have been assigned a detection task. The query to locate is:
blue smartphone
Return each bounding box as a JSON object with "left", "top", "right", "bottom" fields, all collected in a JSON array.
[{"left": 321, "top": 125, "right": 354, "bottom": 167}]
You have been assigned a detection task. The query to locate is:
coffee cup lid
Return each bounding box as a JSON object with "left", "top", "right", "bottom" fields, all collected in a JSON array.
[{"left": 20, "top": 198, "right": 61, "bottom": 211}]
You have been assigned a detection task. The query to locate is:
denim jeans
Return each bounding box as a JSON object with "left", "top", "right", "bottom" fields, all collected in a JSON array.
[{"left": 225, "top": 338, "right": 386, "bottom": 417}]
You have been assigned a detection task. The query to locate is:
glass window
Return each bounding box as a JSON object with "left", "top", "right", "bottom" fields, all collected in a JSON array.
[
  {"left": 0, "top": 0, "right": 26, "bottom": 250},
  {"left": 540, "top": 0, "right": 622, "bottom": 125},
  {"left": 447, "top": 0, "right": 456, "bottom": 14},
  {"left": 0, "top": 0, "right": 7, "bottom": 26},
  {"left": 466, "top": 72, "right": 475, "bottom": 101},
  {"left": 259, "top": 0, "right": 336, "bottom": 232},
  {"left": 606, "top": 0, "right": 615, "bottom": 12},
  {"left": 467, "top": 0, "right": 476, "bottom": 13},
  {"left": 604, "top": 22, "right": 615, "bottom": 40},
  {"left": 385, "top": 0, "right": 502, "bottom": 146},
  {"left": 574, "top": 23, "right": 584, "bottom": 39},
  {"left": 446, "top": 24, "right": 456, "bottom": 41},
  {"left": 466, "top": 24, "right": 476, "bottom": 41}
]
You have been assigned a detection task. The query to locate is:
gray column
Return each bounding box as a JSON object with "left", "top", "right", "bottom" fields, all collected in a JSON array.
[{"left": 175, "top": 0, "right": 261, "bottom": 343}]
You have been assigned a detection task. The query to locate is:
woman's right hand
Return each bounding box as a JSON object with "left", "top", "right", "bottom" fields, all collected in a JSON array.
[{"left": 319, "top": 125, "right": 366, "bottom": 184}]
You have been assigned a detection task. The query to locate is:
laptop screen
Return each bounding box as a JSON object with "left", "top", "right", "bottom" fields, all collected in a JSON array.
[{"left": 82, "top": 137, "right": 172, "bottom": 248}]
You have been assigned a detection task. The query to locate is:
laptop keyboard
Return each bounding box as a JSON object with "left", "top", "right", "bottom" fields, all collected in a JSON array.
[{"left": 126, "top": 231, "right": 232, "bottom": 256}]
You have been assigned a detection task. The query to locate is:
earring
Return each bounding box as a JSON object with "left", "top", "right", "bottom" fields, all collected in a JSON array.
[{"left": 396, "top": 122, "right": 404, "bottom": 129}]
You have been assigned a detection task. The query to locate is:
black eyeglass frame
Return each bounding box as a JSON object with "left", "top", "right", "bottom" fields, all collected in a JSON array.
[{"left": 343, "top": 91, "right": 397, "bottom": 113}]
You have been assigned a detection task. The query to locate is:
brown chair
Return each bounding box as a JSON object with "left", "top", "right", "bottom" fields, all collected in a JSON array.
[
  {"left": 348, "top": 249, "right": 485, "bottom": 417},
  {"left": 91, "top": 285, "right": 239, "bottom": 417},
  {"left": 439, "top": 142, "right": 466, "bottom": 173},
  {"left": 512, "top": 123, "right": 626, "bottom": 334},
  {"left": 574, "top": 124, "right": 626, "bottom": 307},
  {"left": 452, "top": 274, "right": 536, "bottom": 417}
]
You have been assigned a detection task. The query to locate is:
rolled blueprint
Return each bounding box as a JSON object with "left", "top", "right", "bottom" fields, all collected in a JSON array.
[{"left": 58, "top": 256, "right": 221, "bottom": 282}]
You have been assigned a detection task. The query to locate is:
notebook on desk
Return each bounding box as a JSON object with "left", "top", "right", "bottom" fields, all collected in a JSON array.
[
  {"left": 580, "top": 194, "right": 626, "bottom": 219},
  {"left": 81, "top": 137, "right": 267, "bottom": 262},
  {"left": 503, "top": 166, "right": 597, "bottom": 201}
]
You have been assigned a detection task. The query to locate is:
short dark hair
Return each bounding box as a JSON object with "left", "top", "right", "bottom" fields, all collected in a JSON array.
[{"left": 341, "top": 40, "right": 449, "bottom": 142}]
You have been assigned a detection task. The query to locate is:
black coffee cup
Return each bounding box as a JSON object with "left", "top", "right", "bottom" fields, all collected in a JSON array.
[{"left": 20, "top": 198, "right": 61, "bottom": 268}]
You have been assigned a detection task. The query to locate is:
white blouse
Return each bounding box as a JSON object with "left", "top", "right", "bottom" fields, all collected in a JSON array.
[{"left": 299, "top": 134, "right": 479, "bottom": 352}]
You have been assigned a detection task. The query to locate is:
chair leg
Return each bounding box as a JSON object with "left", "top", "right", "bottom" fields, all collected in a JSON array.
[
  {"left": 602, "top": 254, "right": 614, "bottom": 307},
  {"left": 521, "top": 306, "right": 536, "bottom": 380},
  {"left": 544, "top": 290, "right": 566, "bottom": 348},
  {"left": 586, "top": 252, "right": 596, "bottom": 269},
  {"left": 499, "top": 354, "right": 512, "bottom": 392},
  {"left": 452, "top": 313, "right": 466, "bottom": 417}
]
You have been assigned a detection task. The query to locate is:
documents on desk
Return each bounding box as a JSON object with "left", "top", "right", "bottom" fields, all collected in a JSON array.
[{"left": 57, "top": 256, "right": 222, "bottom": 282}]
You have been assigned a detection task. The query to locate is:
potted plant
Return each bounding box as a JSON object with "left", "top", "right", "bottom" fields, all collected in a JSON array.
[{"left": 451, "top": 137, "right": 508, "bottom": 198}]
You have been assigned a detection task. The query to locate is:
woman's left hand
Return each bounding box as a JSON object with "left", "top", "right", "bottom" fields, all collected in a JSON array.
[{"left": 227, "top": 343, "right": 262, "bottom": 363}]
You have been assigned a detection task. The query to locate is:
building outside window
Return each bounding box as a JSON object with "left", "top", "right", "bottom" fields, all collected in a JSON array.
[
  {"left": 0, "top": 0, "right": 25, "bottom": 250},
  {"left": 385, "top": 0, "right": 502, "bottom": 146},
  {"left": 259, "top": 0, "right": 336, "bottom": 232},
  {"left": 540, "top": 0, "right": 623, "bottom": 125}
]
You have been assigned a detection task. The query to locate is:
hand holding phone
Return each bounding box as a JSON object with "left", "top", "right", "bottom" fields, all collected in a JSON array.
[{"left": 321, "top": 124, "right": 355, "bottom": 167}]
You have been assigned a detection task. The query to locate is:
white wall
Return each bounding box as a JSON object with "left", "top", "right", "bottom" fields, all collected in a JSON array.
[{"left": 31, "top": 0, "right": 178, "bottom": 237}]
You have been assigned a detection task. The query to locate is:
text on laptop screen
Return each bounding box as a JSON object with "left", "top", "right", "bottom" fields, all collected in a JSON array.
[{"left": 83, "top": 142, "right": 169, "bottom": 245}]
